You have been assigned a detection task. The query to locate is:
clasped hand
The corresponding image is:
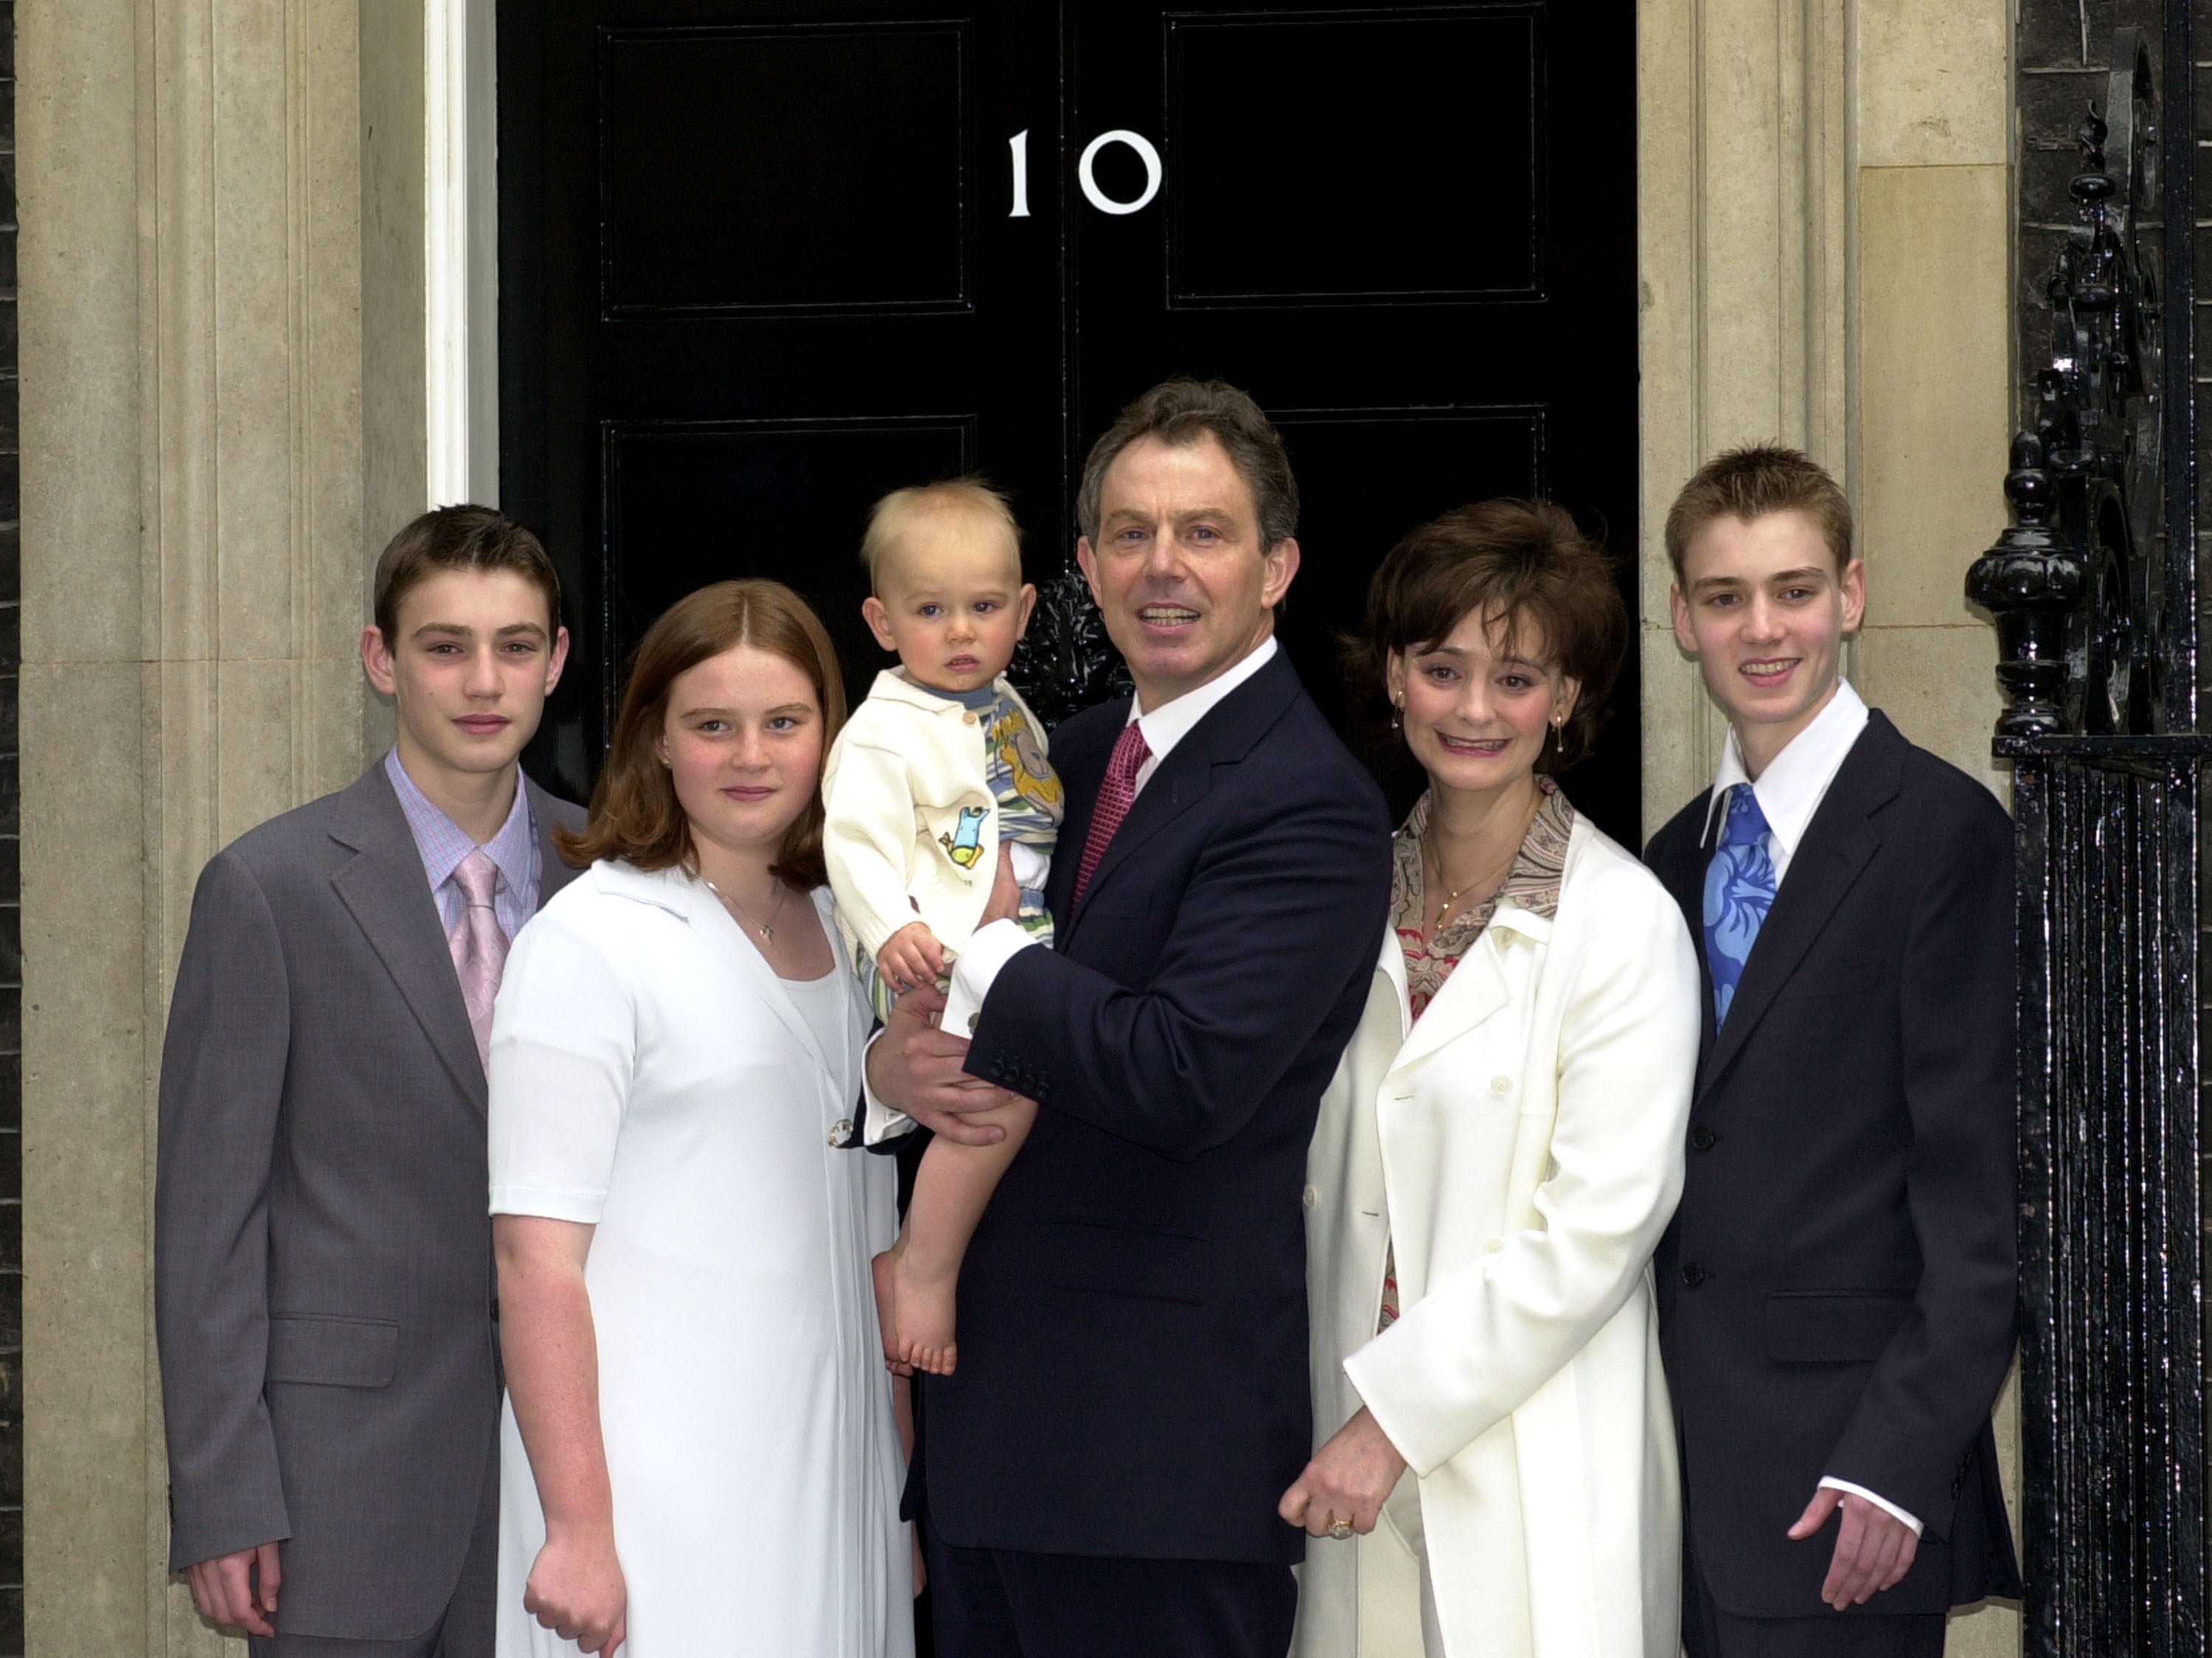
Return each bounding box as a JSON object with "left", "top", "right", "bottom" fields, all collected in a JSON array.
[{"left": 1278, "top": 1406, "right": 1407, "bottom": 1540}]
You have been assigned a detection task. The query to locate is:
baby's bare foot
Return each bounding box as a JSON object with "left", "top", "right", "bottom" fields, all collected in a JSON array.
[
  {"left": 869, "top": 1249, "right": 909, "bottom": 1373},
  {"left": 888, "top": 1248, "right": 960, "bottom": 1376}
]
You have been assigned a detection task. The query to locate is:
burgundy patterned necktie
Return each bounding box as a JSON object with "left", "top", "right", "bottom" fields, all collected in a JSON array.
[{"left": 1072, "top": 722, "right": 1152, "bottom": 906}]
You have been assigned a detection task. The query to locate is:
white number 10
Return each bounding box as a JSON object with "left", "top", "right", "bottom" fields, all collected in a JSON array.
[{"left": 1009, "top": 128, "right": 1165, "bottom": 218}]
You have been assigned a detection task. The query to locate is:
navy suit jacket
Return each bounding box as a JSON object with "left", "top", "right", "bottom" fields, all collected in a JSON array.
[
  {"left": 922, "top": 648, "right": 1392, "bottom": 1564},
  {"left": 1644, "top": 710, "right": 2023, "bottom": 1617}
]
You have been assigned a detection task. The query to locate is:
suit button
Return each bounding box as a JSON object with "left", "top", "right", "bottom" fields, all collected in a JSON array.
[
  {"left": 1302, "top": 1185, "right": 1318, "bottom": 1210},
  {"left": 1680, "top": 1262, "right": 1707, "bottom": 1287},
  {"left": 1689, "top": 1125, "right": 1717, "bottom": 1151},
  {"left": 1490, "top": 1075, "right": 1512, "bottom": 1095}
]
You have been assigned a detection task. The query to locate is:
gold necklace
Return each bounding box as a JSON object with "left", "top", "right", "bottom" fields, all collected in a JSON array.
[
  {"left": 1425, "top": 837, "right": 1518, "bottom": 926},
  {"left": 1424, "top": 797, "right": 1539, "bottom": 926},
  {"left": 705, "top": 877, "right": 787, "bottom": 943}
]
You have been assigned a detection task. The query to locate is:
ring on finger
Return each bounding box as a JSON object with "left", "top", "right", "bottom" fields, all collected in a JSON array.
[{"left": 1329, "top": 1517, "right": 1354, "bottom": 1541}]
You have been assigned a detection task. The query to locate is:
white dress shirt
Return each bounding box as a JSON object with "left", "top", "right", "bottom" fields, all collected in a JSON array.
[
  {"left": 1699, "top": 678, "right": 1869, "bottom": 883},
  {"left": 1700, "top": 678, "right": 1919, "bottom": 1537},
  {"left": 863, "top": 636, "right": 1281, "bottom": 1142}
]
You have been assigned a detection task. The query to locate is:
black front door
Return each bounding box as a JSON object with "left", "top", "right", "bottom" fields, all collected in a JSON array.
[{"left": 501, "top": 0, "right": 1639, "bottom": 841}]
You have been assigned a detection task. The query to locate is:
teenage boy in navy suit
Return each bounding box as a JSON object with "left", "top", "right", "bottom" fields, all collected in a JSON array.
[
  {"left": 866, "top": 378, "right": 1393, "bottom": 1658},
  {"left": 1644, "top": 447, "right": 2021, "bottom": 1658}
]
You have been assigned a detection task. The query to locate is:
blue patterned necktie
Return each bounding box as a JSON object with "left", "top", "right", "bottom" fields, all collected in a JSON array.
[{"left": 1703, "top": 784, "right": 1776, "bottom": 1027}]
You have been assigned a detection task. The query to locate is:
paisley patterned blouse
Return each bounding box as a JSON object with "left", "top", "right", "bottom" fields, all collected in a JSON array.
[{"left": 1378, "top": 777, "right": 1575, "bottom": 1328}]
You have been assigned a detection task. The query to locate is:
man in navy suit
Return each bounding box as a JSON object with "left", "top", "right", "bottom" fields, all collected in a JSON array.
[
  {"left": 867, "top": 378, "right": 1393, "bottom": 1658},
  {"left": 1643, "top": 446, "right": 2021, "bottom": 1657}
]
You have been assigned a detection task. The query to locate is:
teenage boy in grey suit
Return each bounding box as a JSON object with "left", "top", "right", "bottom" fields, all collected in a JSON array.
[{"left": 156, "top": 507, "right": 582, "bottom": 1657}]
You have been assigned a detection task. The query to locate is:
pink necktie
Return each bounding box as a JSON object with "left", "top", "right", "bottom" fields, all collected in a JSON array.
[
  {"left": 1072, "top": 723, "right": 1152, "bottom": 907},
  {"left": 449, "top": 847, "right": 508, "bottom": 1069}
]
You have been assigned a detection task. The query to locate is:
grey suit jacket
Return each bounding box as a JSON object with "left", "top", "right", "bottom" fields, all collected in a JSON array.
[{"left": 154, "top": 760, "right": 585, "bottom": 1641}]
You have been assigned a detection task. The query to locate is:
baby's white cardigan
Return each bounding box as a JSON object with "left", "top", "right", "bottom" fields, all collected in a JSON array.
[{"left": 821, "top": 670, "right": 1051, "bottom": 965}]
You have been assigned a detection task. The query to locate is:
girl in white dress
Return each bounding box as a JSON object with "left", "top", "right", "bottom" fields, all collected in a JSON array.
[{"left": 490, "top": 580, "right": 914, "bottom": 1658}]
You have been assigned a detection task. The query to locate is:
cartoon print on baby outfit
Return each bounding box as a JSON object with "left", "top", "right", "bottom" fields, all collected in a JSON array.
[
  {"left": 939, "top": 805, "right": 990, "bottom": 869},
  {"left": 988, "top": 705, "right": 1065, "bottom": 821}
]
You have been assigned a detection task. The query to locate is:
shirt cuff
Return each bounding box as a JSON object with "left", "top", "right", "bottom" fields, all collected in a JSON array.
[
  {"left": 1818, "top": 1477, "right": 1923, "bottom": 1537},
  {"left": 1007, "top": 842, "right": 1050, "bottom": 890},
  {"left": 859, "top": 1027, "right": 917, "bottom": 1148},
  {"left": 942, "top": 918, "right": 1038, "bottom": 1038}
]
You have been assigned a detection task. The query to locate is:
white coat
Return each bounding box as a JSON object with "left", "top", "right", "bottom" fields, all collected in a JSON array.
[
  {"left": 821, "top": 670, "right": 1051, "bottom": 964},
  {"left": 1297, "top": 814, "right": 1700, "bottom": 1658}
]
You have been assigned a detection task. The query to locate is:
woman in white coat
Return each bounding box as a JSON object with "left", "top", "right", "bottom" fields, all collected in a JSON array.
[
  {"left": 1284, "top": 503, "right": 1700, "bottom": 1658},
  {"left": 490, "top": 580, "right": 913, "bottom": 1658}
]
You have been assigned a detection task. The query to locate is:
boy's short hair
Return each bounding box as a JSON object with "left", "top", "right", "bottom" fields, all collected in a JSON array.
[
  {"left": 372, "top": 504, "right": 563, "bottom": 644},
  {"left": 1663, "top": 445, "right": 1853, "bottom": 582},
  {"left": 860, "top": 479, "right": 1023, "bottom": 592}
]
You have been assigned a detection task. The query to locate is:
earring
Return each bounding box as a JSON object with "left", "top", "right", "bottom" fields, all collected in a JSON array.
[{"left": 1390, "top": 696, "right": 1403, "bottom": 732}]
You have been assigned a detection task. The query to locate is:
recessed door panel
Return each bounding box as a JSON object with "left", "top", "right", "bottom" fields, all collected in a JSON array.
[
  {"left": 602, "top": 417, "right": 972, "bottom": 721},
  {"left": 599, "top": 23, "right": 970, "bottom": 317},
  {"left": 1166, "top": 8, "right": 1540, "bottom": 306},
  {"left": 1270, "top": 406, "right": 1546, "bottom": 817},
  {"left": 505, "top": 0, "right": 1640, "bottom": 842}
]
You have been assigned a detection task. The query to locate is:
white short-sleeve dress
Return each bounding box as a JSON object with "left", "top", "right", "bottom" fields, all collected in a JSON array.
[{"left": 488, "top": 859, "right": 912, "bottom": 1658}]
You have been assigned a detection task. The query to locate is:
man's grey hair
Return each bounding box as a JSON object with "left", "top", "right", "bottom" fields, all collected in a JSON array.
[{"left": 1076, "top": 378, "right": 1300, "bottom": 552}]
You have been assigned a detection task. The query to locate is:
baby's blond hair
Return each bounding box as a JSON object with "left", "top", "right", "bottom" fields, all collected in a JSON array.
[{"left": 860, "top": 478, "right": 1023, "bottom": 592}]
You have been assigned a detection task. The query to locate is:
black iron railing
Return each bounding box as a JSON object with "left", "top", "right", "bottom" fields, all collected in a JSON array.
[{"left": 1971, "top": 13, "right": 2204, "bottom": 1654}]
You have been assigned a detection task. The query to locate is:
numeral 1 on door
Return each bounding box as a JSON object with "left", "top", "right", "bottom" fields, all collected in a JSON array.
[{"left": 1009, "top": 129, "right": 1031, "bottom": 218}]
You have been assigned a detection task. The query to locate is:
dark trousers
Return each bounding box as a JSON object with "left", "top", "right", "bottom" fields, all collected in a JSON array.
[
  {"left": 249, "top": 1424, "right": 498, "bottom": 1658},
  {"left": 928, "top": 1533, "right": 1295, "bottom": 1658},
  {"left": 1683, "top": 1541, "right": 1946, "bottom": 1658}
]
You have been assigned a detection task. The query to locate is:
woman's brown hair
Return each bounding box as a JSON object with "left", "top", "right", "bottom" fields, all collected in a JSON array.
[
  {"left": 1348, "top": 499, "right": 1630, "bottom": 774},
  {"left": 557, "top": 580, "right": 846, "bottom": 887}
]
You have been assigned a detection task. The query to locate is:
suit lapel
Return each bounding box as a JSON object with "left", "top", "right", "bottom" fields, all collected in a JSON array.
[
  {"left": 1694, "top": 716, "right": 1905, "bottom": 1098},
  {"left": 327, "top": 766, "right": 485, "bottom": 1108},
  {"left": 1653, "top": 808, "right": 1721, "bottom": 1057},
  {"left": 526, "top": 777, "right": 585, "bottom": 906},
  {"left": 1386, "top": 923, "right": 1514, "bottom": 1078},
  {"left": 647, "top": 866, "right": 836, "bottom": 1077},
  {"left": 1064, "top": 734, "right": 1218, "bottom": 938},
  {"left": 1060, "top": 652, "right": 1301, "bottom": 943}
]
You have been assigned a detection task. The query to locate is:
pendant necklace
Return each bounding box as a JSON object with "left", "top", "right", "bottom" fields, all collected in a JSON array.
[
  {"left": 1425, "top": 836, "right": 1519, "bottom": 927},
  {"left": 1425, "top": 797, "right": 1539, "bottom": 926},
  {"left": 706, "top": 876, "right": 787, "bottom": 943}
]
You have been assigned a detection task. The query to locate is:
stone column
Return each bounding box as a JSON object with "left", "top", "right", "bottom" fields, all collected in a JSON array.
[
  {"left": 1850, "top": 1, "right": 2013, "bottom": 795},
  {"left": 1636, "top": 0, "right": 1854, "bottom": 825},
  {"left": 1638, "top": 5, "right": 2018, "bottom": 1657},
  {"left": 17, "top": 2, "right": 392, "bottom": 1650}
]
